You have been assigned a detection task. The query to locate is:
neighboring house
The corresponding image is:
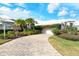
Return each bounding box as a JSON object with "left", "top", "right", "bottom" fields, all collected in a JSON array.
[
  {"left": 0, "top": 15, "right": 14, "bottom": 30},
  {"left": 73, "top": 21, "right": 79, "bottom": 30},
  {"left": 60, "top": 21, "right": 75, "bottom": 30},
  {"left": 60, "top": 20, "right": 79, "bottom": 30}
]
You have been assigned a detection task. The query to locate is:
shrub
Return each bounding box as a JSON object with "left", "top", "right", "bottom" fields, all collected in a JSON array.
[
  {"left": 59, "top": 29, "right": 68, "bottom": 34},
  {"left": 7, "top": 31, "right": 15, "bottom": 34},
  {"left": 51, "top": 24, "right": 61, "bottom": 29},
  {"left": 20, "top": 31, "right": 28, "bottom": 36},
  {"left": 20, "top": 29, "right": 33, "bottom": 36},
  {"left": 59, "top": 33, "right": 79, "bottom": 41},
  {"left": 7, "top": 31, "right": 15, "bottom": 39},
  {"left": 34, "top": 26, "right": 43, "bottom": 33},
  {"left": 0, "top": 31, "right": 15, "bottom": 39},
  {"left": 23, "top": 29, "right": 40, "bottom": 35},
  {"left": 0, "top": 33, "right": 6, "bottom": 39},
  {"left": 26, "top": 30, "right": 33, "bottom": 35},
  {"left": 0, "top": 27, "right": 42, "bottom": 39},
  {"left": 14, "top": 31, "right": 24, "bottom": 37},
  {"left": 15, "top": 31, "right": 20, "bottom": 37},
  {"left": 14, "top": 29, "right": 41, "bottom": 37},
  {"left": 67, "top": 26, "right": 77, "bottom": 35},
  {"left": 34, "top": 26, "right": 42, "bottom": 30},
  {"left": 32, "top": 30, "right": 40, "bottom": 34},
  {"left": 52, "top": 28, "right": 61, "bottom": 35}
]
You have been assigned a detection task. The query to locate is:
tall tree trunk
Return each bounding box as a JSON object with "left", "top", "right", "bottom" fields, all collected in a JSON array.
[{"left": 20, "top": 25, "right": 23, "bottom": 31}]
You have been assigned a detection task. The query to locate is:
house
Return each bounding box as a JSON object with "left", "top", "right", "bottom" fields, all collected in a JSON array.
[
  {"left": 0, "top": 15, "right": 14, "bottom": 30},
  {"left": 35, "top": 19, "right": 79, "bottom": 35},
  {"left": 73, "top": 20, "right": 79, "bottom": 30},
  {"left": 60, "top": 20, "right": 79, "bottom": 30},
  {"left": 35, "top": 24, "right": 54, "bottom": 35},
  {"left": 35, "top": 21, "right": 55, "bottom": 35},
  {"left": 60, "top": 21, "right": 75, "bottom": 30}
]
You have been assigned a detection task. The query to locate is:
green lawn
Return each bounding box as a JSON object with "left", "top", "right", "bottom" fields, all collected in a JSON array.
[
  {"left": 0, "top": 39, "right": 11, "bottom": 45},
  {"left": 49, "top": 36, "right": 79, "bottom": 56}
]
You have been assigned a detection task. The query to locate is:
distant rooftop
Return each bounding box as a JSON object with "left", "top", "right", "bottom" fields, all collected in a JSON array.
[{"left": 35, "top": 19, "right": 79, "bottom": 26}]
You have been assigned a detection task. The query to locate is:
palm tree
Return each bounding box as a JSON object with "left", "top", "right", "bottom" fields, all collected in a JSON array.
[
  {"left": 15, "top": 19, "right": 25, "bottom": 31},
  {"left": 25, "top": 18, "right": 36, "bottom": 29}
]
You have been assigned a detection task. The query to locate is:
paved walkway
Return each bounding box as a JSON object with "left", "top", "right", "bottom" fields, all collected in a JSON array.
[{"left": 0, "top": 34, "right": 61, "bottom": 56}]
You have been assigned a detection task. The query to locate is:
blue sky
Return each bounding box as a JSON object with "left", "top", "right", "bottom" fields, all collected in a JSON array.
[{"left": 0, "top": 3, "right": 79, "bottom": 21}]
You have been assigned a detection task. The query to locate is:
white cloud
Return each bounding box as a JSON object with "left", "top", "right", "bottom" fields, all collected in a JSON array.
[
  {"left": 70, "top": 14, "right": 76, "bottom": 18},
  {"left": 47, "top": 3, "right": 59, "bottom": 13},
  {"left": 70, "top": 10, "right": 77, "bottom": 17},
  {"left": 69, "top": 3, "right": 79, "bottom": 9},
  {"left": 0, "top": 6, "right": 11, "bottom": 14},
  {"left": 0, "top": 6, "right": 31, "bottom": 19},
  {"left": 58, "top": 7, "right": 68, "bottom": 16}
]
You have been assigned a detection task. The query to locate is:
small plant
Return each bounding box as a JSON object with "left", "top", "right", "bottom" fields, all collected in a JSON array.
[
  {"left": 15, "top": 31, "right": 20, "bottom": 37},
  {"left": 19, "top": 31, "right": 27, "bottom": 36},
  {"left": 67, "top": 26, "right": 77, "bottom": 35},
  {"left": 7, "top": 31, "right": 15, "bottom": 39},
  {"left": 26, "top": 30, "right": 33, "bottom": 35},
  {"left": 0, "top": 33, "right": 5, "bottom": 39},
  {"left": 60, "top": 29, "right": 67, "bottom": 34},
  {"left": 52, "top": 28, "right": 61, "bottom": 35}
]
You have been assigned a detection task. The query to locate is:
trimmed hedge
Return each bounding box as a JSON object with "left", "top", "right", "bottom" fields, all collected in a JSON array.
[{"left": 59, "top": 33, "right": 79, "bottom": 41}]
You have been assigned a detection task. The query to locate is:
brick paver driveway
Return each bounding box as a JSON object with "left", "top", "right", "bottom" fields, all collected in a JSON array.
[{"left": 0, "top": 34, "right": 61, "bottom": 56}]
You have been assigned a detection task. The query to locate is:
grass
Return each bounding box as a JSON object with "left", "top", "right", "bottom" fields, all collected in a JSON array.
[
  {"left": 49, "top": 36, "right": 79, "bottom": 56},
  {"left": 0, "top": 39, "right": 11, "bottom": 45}
]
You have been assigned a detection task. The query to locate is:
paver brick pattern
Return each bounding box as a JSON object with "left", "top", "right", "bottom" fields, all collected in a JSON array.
[{"left": 0, "top": 34, "right": 61, "bottom": 56}]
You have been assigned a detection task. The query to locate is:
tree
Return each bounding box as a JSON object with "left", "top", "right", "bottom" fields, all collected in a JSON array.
[
  {"left": 15, "top": 19, "right": 25, "bottom": 31},
  {"left": 25, "top": 18, "right": 36, "bottom": 29}
]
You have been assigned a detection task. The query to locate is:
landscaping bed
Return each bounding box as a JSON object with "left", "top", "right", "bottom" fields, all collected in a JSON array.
[
  {"left": 49, "top": 23, "right": 79, "bottom": 56},
  {"left": 0, "top": 29, "right": 41, "bottom": 39},
  {"left": 58, "top": 33, "right": 79, "bottom": 41},
  {"left": 52, "top": 24, "right": 79, "bottom": 41},
  {"left": 0, "top": 29, "right": 41, "bottom": 45}
]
